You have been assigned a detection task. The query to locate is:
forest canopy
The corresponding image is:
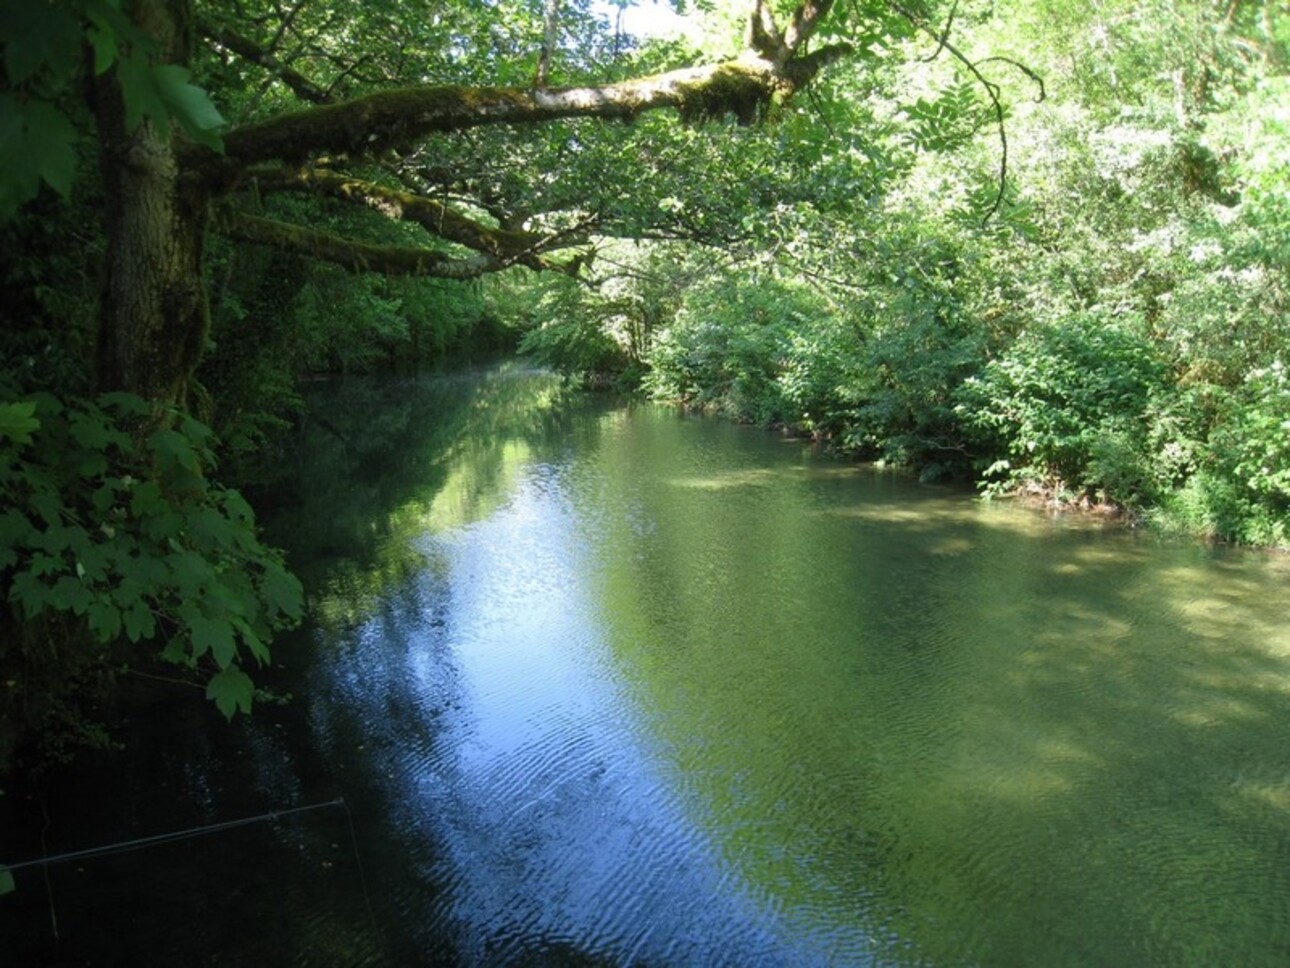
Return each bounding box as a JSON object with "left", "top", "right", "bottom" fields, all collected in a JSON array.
[{"left": 0, "top": 0, "right": 1288, "bottom": 767}]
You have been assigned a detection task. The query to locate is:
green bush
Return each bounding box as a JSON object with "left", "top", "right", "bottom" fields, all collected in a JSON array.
[
  {"left": 956, "top": 314, "right": 1168, "bottom": 503},
  {"left": 644, "top": 275, "right": 836, "bottom": 426},
  {"left": 516, "top": 276, "right": 635, "bottom": 385}
]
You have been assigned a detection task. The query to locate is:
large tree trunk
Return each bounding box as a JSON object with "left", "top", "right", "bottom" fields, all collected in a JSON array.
[
  {"left": 92, "top": 0, "right": 848, "bottom": 401},
  {"left": 95, "top": 0, "right": 209, "bottom": 404}
]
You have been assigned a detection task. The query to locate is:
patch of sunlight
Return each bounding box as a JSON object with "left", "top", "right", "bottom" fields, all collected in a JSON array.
[
  {"left": 813, "top": 502, "right": 987, "bottom": 527},
  {"left": 667, "top": 468, "right": 783, "bottom": 490},
  {"left": 1262, "top": 637, "right": 1290, "bottom": 660},
  {"left": 1252, "top": 670, "right": 1290, "bottom": 694},
  {"left": 1181, "top": 686, "right": 1269, "bottom": 722},
  {"left": 1037, "top": 737, "right": 1102, "bottom": 765},
  {"left": 1173, "top": 697, "right": 1266, "bottom": 728},
  {"left": 980, "top": 765, "right": 1076, "bottom": 800},
  {"left": 1062, "top": 543, "right": 1148, "bottom": 567},
  {"left": 928, "top": 536, "right": 975, "bottom": 556},
  {"left": 1233, "top": 781, "right": 1290, "bottom": 813},
  {"left": 954, "top": 730, "right": 1100, "bottom": 803}
]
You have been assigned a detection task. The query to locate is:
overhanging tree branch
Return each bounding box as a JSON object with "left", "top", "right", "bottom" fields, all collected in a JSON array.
[
  {"left": 198, "top": 17, "right": 334, "bottom": 104},
  {"left": 203, "top": 0, "right": 853, "bottom": 173},
  {"left": 246, "top": 167, "right": 560, "bottom": 262},
  {"left": 215, "top": 211, "right": 582, "bottom": 278},
  {"left": 185, "top": 0, "right": 858, "bottom": 287},
  {"left": 217, "top": 62, "right": 781, "bottom": 166}
]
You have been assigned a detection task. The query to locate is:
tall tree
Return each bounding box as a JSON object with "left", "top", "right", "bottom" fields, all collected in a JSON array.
[{"left": 5, "top": 0, "right": 882, "bottom": 405}]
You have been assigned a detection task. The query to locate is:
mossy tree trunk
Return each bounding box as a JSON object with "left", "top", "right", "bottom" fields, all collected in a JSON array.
[
  {"left": 91, "top": 0, "right": 849, "bottom": 403},
  {"left": 95, "top": 0, "right": 210, "bottom": 404}
]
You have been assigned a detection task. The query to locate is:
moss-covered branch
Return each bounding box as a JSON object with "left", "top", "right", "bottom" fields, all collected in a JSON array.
[
  {"left": 215, "top": 211, "right": 581, "bottom": 278},
  {"left": 246, "top": 167, "right": 557, "bottom": 262},
  {"left": 218, "top": 57, "right": 824, "bottom": 166}
]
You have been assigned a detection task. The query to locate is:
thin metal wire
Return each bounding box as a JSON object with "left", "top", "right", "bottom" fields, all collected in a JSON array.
[
  {"left": 339, "top": 797, "right": 383, "bottom": 946},
  {"left": 2, "top": 798, "right": 346, "bottom": 872}
]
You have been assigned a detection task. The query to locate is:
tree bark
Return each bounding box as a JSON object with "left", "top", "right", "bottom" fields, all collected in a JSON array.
[
  {"left": 96, "top": 0, "right": 210, "bottom": 404},
  {"left": 211, "top": 47, "right": 851, "bottom": 172},
  {"left": 99, "top": 0, "right": 850, "bottom": 404}
]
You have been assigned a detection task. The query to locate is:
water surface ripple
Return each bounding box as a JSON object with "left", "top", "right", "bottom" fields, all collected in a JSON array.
[{"left": 6, "top": 368, "right": 1290, "bottom": 967}]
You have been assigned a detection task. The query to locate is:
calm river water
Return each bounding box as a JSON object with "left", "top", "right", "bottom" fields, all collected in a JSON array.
[{"left": 5, "top": 365, "right": 1290, "bottom": 966}]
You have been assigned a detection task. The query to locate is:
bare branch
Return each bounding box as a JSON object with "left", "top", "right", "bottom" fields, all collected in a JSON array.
[
  {"left": 198, "top": 17, "right": 333, "bottom": 104},
  {"left": 889, "top": 2, "right": 1044, "bottom": 224}
]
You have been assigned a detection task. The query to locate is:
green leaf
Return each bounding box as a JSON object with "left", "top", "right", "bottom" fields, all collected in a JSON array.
[
  {"left": 0, "top": 95, "right": 76, "bottom": 218},
  {"left": 10, "top": 572, "right": 47, "bottom": 618},
  {"left": 205, "top": 665, "right": 253, "bottom": 719},
  {"left": 123, "top": 601, "right": 156, "bottom": 642},
  {"left": 235, "top": 619, "right": 270, "bottom": 665},
  {"left": 148, "top": 428, "right": 200, "bottom": 473},
  {"left": 31, "top": 491, "right": 64, "bottom": 527},
  {"left": 98, "top": 391, "right": 151, "bottom": 416},
  {"left": 262, "top": 565, "right": 304, "bottom": 622},
  {"left": 116, "top": 50, "right": 168, "bottom": 137},
  {"left": 0, "top": 865, "right": 14, "bottom": 895},
  {"left": 187, "top": 506, "right": 236, "bottom": 550},
  {"left": 168, "top": 549, "right": 213, "bottom": 597},
  {"left": 87, "top": 600, "right": 122, "bottom": 642},
  {"left": 19, "top": 100, "right": 76, "bottom": 198},
  {"left": 0, "top": 401, "right": 40, "bottom": 445},
  {"left": 69, "top": 411, "right": 113, "bottom": 450},
  {"left": 152, "top": 64, "right": 225, "bottom": 151},
  {"left": 0, "top": 3, "right": 82, "bottom": 86},
  {"left": 83, "top": 0, "right": 132, "bottom": 76},
  {"left": 190, "top": 614, "right": 236, "bottom": 668},
  {"left": 87, "top": 24, "right": 118, "bottom": 75},
  {"left": 48, "top": 576, "right": 93, "bottom": 616}
]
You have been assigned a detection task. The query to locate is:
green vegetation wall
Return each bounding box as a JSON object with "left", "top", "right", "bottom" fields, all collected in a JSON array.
[{"left": 520, "top": 0, "right": 1290, "bottom": 545}]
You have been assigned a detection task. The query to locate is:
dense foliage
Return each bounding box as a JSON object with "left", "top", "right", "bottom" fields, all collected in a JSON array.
[
  {"left": 0, "top": 0, "right": 1287, "bottom": 776},
  {"left": 519, "top": 0, "right": 1290, "bottom": 544},
  {"left": 0, "top": 390, "right": 301, "bottom": 767}
]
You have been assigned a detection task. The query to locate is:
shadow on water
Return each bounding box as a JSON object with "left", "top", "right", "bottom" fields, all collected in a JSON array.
[{"left": 4, "top": 367, "right": 1290, "bottom": 967}]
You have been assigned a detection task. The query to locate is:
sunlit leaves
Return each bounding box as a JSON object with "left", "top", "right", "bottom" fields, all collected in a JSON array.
[
  {"left": 901, "top": 81, "right": 989, "bottom": 153},
  {"left": 956, "top": 314, "right": 1168, "bottom": 500}
]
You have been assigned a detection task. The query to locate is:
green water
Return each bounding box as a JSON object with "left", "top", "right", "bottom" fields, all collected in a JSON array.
[{"left": 6, "top": 365, "right": 1290, "bottom": 966}]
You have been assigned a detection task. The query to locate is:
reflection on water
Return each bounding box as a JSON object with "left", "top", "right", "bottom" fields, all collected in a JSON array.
[{"left": 5, "top": 365, "right": 1290, "bottom": 966}]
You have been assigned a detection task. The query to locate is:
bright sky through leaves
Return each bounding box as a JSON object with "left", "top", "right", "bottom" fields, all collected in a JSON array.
[{"left": 596, "top": 0, "right": 701, "bottom": 42}]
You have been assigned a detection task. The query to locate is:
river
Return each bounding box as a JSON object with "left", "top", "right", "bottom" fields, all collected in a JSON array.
[{"left": 5, "top": 365, "right": 1290, "bottom": 966}]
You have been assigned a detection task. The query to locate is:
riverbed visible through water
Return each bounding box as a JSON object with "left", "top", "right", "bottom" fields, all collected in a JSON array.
[{"left": 5, "top": 365, "right": 1290, "bottom": 966}]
